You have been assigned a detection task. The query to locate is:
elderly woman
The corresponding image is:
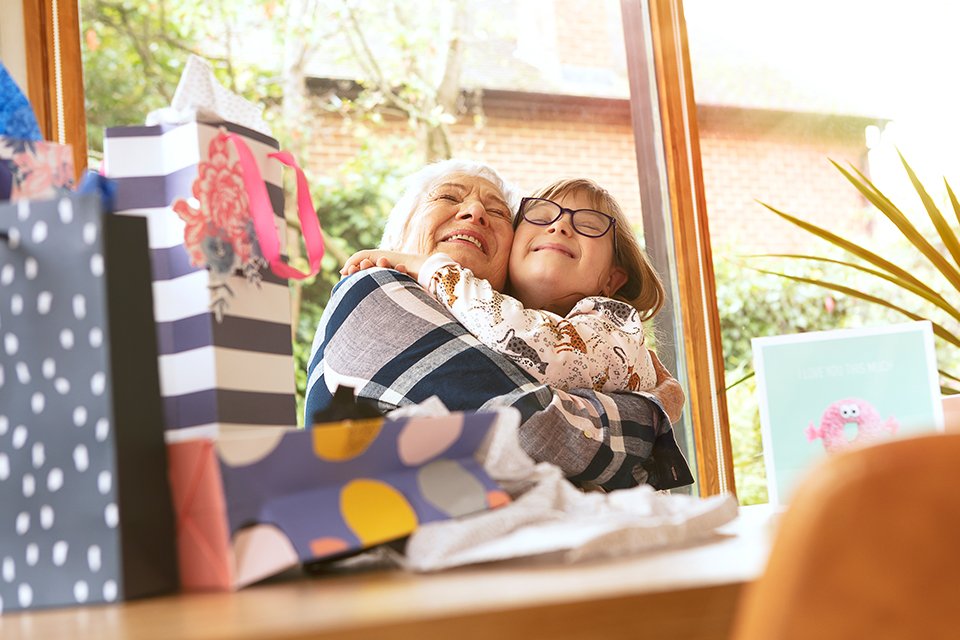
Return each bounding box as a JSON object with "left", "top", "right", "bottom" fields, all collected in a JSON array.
[{"left": 304, "top": 159, "right": 691, "bottom": 491}]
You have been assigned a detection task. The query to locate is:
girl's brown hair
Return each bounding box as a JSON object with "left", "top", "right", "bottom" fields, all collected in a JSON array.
[{"left": 525, "top": 178, "right": 665, "bottom": 321}]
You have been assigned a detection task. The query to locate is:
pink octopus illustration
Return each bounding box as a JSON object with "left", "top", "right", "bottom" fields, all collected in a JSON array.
[{"left": 805, "top": 398, "right": 899, "bottom": 453}]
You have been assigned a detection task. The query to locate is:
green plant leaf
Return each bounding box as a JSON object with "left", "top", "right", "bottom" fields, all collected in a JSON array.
[
  {"left": 837, "top": 160, "right": 902, "bottom": 219},
  {"left": 941, "top": 369, "right": 960, "bottom": 385},
  {"left": 945, "top": 180, "right": 960, "bottom": 236},
  {"left": 725, "top": 369, "right": 755, "bottom": 391},
  {"left": 897, "top": 151, "right": 960, "bottom": 280},
  {"left": 834, "top": 160, "right": 960, "bottom": 292},
  {"left": 747, "top": 253, "right": 960, "bottom": 324},
  {"left": 750, "top": 267, "right": 960, "bottom": 350},
  {"left": 757, "top": 202, "right": 930, "bottom": 292}
]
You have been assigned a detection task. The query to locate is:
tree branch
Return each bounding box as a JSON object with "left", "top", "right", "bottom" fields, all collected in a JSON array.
[
  {"left": 339, "top": 0, "right": 425, "bottom": 120},
  {"left": 218, "top": 0, "right": 239, "bottom": 92},
  {"left": 94, "top": 2, "right": 174, "bottom": 102}
]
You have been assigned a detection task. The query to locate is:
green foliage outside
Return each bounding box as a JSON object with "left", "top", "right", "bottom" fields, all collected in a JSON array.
[
  {"left": 713, "top": 253, "right": 855, "bottom": 504},
  {"left": 80, "top": 0, "right": 278, "bottom": 163},
  {"left": 81, "top": 0, "right": 193, "bottom": 155},
  {"left": 292, "top": 141, "right": 416, "bottom": 422}
]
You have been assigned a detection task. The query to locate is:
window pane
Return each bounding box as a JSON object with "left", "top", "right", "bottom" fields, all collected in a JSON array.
[
  {"left": 80, "top": 1, "right": 701, "bottom": 485},
  {"left": 685, "top": 0, "right": 960, "bottom": 504}
]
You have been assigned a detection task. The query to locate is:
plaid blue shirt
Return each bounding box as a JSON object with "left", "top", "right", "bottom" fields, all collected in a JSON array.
[{"left": 305, "top": 269, "right": 692, "bottom": 491}]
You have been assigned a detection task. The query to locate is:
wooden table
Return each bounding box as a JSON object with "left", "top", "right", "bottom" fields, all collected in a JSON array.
[{"left": 0, "top": 507, "right": 773, "bottom": 640}]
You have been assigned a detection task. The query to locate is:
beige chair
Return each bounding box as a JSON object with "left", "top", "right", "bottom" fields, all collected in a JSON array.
[{"left": 731, "top": 433, "right": 960, "bottom": 640}]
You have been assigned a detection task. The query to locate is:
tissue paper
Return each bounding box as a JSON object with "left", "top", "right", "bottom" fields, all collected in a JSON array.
[{"left": 146, "top": 55, "right": 271, "bottom": 136}]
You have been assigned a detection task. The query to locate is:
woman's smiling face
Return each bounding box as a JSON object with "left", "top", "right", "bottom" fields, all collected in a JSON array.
[{"left": 400, "top": 172, "right": 515, "bottom": 289}]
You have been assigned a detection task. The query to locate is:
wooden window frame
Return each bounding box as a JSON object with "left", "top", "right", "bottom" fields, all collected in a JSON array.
[
  {"left": 22, "top": 0, "right": 87, "bottom": 178},
  {"left": 621, "top": 0, "right": 736, "bottom": 496}
]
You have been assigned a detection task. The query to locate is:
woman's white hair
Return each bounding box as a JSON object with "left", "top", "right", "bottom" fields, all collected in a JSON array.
[{"left": 379, "top": 158, "right": 522, "bottom": 251}]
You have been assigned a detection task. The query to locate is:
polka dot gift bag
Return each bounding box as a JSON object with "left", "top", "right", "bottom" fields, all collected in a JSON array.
[{"left": 0, "top": 194, "right": 178, "bottom": 613}]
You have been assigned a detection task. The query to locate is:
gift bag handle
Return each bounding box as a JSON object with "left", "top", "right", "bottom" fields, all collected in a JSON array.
[{"left": 224, "top": 132, "right": 324, "bottom": 280}]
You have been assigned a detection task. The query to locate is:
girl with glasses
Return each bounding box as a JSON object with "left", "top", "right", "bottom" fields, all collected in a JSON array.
[{"left": 342, "top": 177, "right": 670, "bottom": 396}]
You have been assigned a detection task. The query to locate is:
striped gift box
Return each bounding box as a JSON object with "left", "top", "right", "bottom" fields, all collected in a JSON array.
[{"left": 103, "top": 118, "right": 297, "bottom": 437}]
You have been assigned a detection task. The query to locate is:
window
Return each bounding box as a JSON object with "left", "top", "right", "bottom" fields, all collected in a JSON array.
[
  {"left": 26, "top": 0, "right": 733, "bottom": 496},
  {"left": 685, "top": 0, "right": 960, "bottom": 503}
]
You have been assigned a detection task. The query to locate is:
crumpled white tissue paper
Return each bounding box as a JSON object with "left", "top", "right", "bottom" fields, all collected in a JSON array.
[{"left": 145, "top": 55, "right": 271, "bottom": 135}]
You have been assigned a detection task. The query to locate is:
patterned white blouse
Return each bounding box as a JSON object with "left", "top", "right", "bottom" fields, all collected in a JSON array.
[{"left": 418, "top": 253, "right": 658, "bottom": 393}]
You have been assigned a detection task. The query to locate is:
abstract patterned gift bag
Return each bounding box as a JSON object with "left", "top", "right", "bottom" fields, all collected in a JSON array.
[
  {"left": 166, "top": 409, "right": 514, "bottom": 590},
  {"left": 0, "top": 194, "right": 177, "bottom": 612}
]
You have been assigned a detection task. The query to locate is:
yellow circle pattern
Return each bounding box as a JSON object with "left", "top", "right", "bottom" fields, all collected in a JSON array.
[
  {"left": 340, "top": 479, "right": 418, "bottom": 546},
  {"left": 312, "top": 418, "right": 383, "bottom": 461}
]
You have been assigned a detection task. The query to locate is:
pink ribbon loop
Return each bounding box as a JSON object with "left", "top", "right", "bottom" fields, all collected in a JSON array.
[{"left": 224, "top": 132, "right": 324, "bottom": 280}]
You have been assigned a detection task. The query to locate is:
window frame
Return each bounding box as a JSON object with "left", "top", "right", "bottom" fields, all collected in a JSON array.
[
  {"left": 621, "top": 0, "right": 735, "bottom": 497},
  {"left": 22, "top": 0, "right": 87, "bottom": 178}
]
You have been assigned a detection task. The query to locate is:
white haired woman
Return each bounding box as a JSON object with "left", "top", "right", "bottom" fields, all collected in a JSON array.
[{"left": 304, "top": 159, "right": 691, "bottom": 491}]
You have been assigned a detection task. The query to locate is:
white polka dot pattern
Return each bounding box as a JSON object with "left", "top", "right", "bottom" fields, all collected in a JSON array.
[
  {"left": 87, "top": 545, "right": 101, "bottom": 572},
  {"left": 52, "top": 541, "right": 67, "bottom": 566},
  {"left": 39, "top": 505, "right": 54, "bottom": 529},
  {"left": 18, "top": 583, "right": 32, "bottom": 607},
  {"left": 58, "top": 199, "right": 73, "bottom": 224},
  {"left": 73, "top": 445, "right": 89, "bottom": 472},
  {"left": 36, "top": 291, "right": 52, "bottom": 315},
  {"left": 23, "top": 257, "right": 37, "bottom": 280},
  {"left": 30, "top": 443, "right": 44, "bottom": 468},
  {"left": 11, "top": 426, "right": 27, "bottom": 450},
  {"left": 2, "top": 557, "right": 14, "bottom": 582},
  {"left": 0, "top": 197, "right": 127, "bottom": 612},
  {"left": 21, "top": 474, "right": 34, "bottom": 497}
]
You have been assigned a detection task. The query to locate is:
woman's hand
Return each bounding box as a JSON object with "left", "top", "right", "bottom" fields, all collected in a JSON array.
[
  {"left": 340, "top": 250, "right": 427, "bottom": 279},
  {"left": 649, "top": 350, "right": 685, "bottom": 424}
]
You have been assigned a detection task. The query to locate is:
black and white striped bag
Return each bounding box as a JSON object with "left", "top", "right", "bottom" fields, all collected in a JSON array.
[{"left": 103, "top": 117, "right": 298, "bottom": 437}]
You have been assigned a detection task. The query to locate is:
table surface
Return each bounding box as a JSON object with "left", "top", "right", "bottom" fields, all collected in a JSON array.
[{"left": 0, "top": 506, "right": 774, "bottom": 640}]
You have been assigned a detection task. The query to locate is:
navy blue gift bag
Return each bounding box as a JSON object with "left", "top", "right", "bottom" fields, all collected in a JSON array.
[{"left": 0, "top": 194, "right": 177, "bottom": 612}]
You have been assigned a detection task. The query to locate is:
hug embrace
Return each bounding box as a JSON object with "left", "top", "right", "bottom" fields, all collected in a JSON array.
[{"left": 305, "top": 159, "right": 693, "bottom": 492}]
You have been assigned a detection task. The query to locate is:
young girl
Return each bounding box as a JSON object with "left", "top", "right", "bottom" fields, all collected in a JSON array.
[{"left": 341, "top": 178, "right": 666, "bottom": 394}]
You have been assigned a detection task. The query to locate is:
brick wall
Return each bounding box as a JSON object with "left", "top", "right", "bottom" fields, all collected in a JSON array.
[
  {"left": 698, "top": 108, "right": 872, "bottom": 257},
  {"left": 452, "top": 97, "right": 643, "bottom": 225},
  {"left": 303, "top": 97, "right": 871, "bottom": 257}
]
